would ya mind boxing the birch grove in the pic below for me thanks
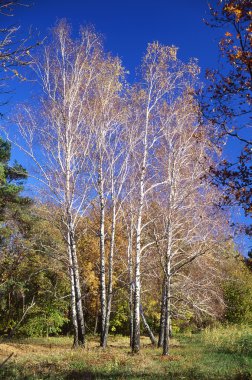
[128,43,211,354]
[5,22,103,347]
[151,90,228,355]
[87,53,128,347]
[3,21,232,355]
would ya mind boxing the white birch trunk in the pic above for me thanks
[132,102,150,353]
[127,221,134,348]
[67,231,79,347]
[158,277,166,348]
[163,270,171,356]
[103,197,116,347]
[132,211,142,353]
[163,228,172,356]
[98,163,107,347]
[140,305,157,345]
[69,223,85,346]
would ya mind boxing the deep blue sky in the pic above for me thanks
[14,0,221,79]
[3,0,251,254]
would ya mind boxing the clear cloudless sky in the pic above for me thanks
[13,0,222,79]
[3,0,251,254]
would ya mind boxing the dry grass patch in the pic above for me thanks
[0,330,252,379]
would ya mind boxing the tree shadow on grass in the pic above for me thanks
[1,365,252,380]
[65,369,252,380]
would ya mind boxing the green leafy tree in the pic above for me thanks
[0,140,70,337]
[0,205,71,337]
[223,256,252,324]
[0,138,30,232]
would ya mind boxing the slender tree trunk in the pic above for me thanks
[132,208,142,353]
[67,232,79,347]
[99,164,107,347]
[65,136,85,347]
[127,222,134,348]
[162,170,174,356]
[94,296,99,335]
[140,305,156,346]
[69,224,85,346]
[69,269,79,347]
[163,257,171,356]
[158,277,166,348]
[169,316,172,338]
[132,109,149,354]
[68,224,85,347]
[103,197,116,348]
[8,297,35,339]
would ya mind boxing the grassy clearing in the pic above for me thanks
[0,326,251,379]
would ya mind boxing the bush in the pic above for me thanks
[201,324,252,355]
[19,306,68,337]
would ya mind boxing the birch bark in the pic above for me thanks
[98,163,107,347]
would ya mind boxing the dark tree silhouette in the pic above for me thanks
[203,0,251,243]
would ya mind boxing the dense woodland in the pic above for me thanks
[0,0,251,362]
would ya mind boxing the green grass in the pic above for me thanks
[201,324,252,355]
[0,325,252,379]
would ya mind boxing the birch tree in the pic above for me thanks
[4,21,102,347]
[130,42,200,353]
[87,54,131,347]
[152,90,229,355]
